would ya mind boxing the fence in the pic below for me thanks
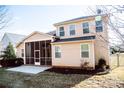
[110,53,124,69]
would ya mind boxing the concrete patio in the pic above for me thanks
[7,65,51,74]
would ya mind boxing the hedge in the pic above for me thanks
[0,58,24,67]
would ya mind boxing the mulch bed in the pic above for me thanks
[47,67,97,75]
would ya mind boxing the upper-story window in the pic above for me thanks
[59,27,65,36]
[96,20,103,32]
[69,25,75,36]
[83,22,89,34]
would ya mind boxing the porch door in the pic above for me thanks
[34,41,40,65]
[34,50,40,65]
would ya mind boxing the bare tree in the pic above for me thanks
[88,5,124,51]
[0,5,10,30]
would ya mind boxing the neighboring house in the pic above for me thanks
[0,33,26,56]
[16,14,109,69]
[0,42,2,56]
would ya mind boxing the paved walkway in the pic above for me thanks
[7,65,51,74]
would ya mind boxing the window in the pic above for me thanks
[96,20,103,32]
[55,46,61,58]
[59,27,65,36]
[69,25,75,36]
[21,49,24,57]
[81,44,89,58]
[83,22,89,34]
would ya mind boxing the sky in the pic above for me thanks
[0,5,96,40]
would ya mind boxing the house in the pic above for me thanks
[0,42,2,56]
[0,33,26,55]
[16,14,109,69]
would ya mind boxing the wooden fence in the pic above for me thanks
[110,53,124,69]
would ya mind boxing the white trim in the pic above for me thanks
[54,45,61,59]
[16,31,54,47]
[24,42,26,64]
[59,26,65,37]
[80,43,90,59]
[34,50,40,65]
[82,22,90,34]
[92,42,95,69]
[68,24,76,36]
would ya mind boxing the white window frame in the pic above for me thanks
[95,20,103,32]
[69,24,76,36]
[59,26,65,37]
[80,43,90,58]
[82,22,89,34]
[21,49,24,57]
[55,45,61,58]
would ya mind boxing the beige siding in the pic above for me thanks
[55,15,109,66]
[16,42,24,61]
[52,41,95,68]
[25,33,52,42]
[94,16,109,65]
[56,19,96,39]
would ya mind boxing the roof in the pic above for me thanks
[54,14,107,26]
[53,36,95,43]
[1,33,26,46]
[16,31,54,47]
[46,30,56,36]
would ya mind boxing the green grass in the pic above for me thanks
[0,68,92,88]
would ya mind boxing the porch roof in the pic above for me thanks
[53,35,95,43]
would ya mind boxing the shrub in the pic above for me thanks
[96,58,107,71]
[0,58,24,67]
[1,42,16,60]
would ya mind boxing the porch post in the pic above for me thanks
[24,42,26,64]
[45,40,47,65]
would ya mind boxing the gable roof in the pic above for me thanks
[1,32,26,47]
[54,14,107,26]
[16,31,54,47]
[46,30,56,36]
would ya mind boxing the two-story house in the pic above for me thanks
[16,14,109,69]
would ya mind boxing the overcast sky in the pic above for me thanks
[0,5,97,40]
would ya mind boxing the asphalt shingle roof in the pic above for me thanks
[5,33,26,45]
[54,14,107,26]
[53,36,95,43]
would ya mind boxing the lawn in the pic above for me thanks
[0,67,124,88]
[0,68,92,88]
[111,67,124,81]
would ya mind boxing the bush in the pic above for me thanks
[96,58,107,71]
[0,58,24,67]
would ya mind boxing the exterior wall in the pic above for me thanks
[24,33,52,42]
[52,40,95,69]
[55,15,110,67]
[94,16,109,65]
[16,42,24,58]
[0,42,2,56]
[55,16,108,39]
[56,18,96,39]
